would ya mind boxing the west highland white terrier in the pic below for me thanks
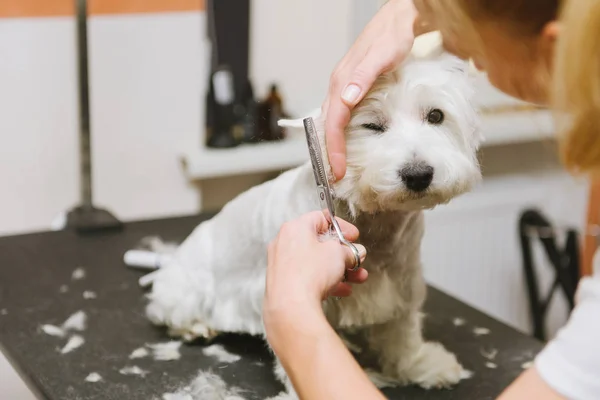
[144,52,483,397]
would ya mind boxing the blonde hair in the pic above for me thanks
[553,0,600,174]
[419,0,600,174]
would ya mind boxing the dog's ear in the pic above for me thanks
[411,31,477,78]
[411,31,444,60]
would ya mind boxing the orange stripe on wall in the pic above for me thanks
[91,0,204,16]
[0,0,204,18]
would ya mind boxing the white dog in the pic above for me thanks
[145,52,482,396]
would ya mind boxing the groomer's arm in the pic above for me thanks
[264,211,382,399]
[323,0,434,181]
[267,306,385,400]
[497,367,565,400]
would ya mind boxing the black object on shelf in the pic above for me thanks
[206,65,240,148]
[206,0,250,103]
[65,0,123,233]
[518,209,579,341]
[204,0,252,148]
[240,80,259,143]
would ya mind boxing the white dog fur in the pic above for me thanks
[144,51,483,397]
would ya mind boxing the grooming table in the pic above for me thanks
[0,214,543,400]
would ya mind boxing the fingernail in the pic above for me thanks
[355,244,367,260]
[341,84,361,105]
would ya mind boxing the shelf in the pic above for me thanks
[181,135,309,180]
[480,109,555,146]
[182,110,555,181]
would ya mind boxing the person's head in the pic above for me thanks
[415,0,600,174]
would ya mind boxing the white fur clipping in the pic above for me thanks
[119,366,150,377]
[62,311,87,332]
[485,362,497,369]
[85,373,103,383]
[162,370,246,400]
[41,325,66,338]
[473,327,491,336]
[60,335,84,354]
[148,341,182,361]
[452,318,465,327]
[129,347,150,359]
[72,267,86,280]
[41,310,87,340]
[83,291,97,300]
[521,361,534,369]
[202,345,241,364]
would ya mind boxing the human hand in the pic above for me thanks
[264,211,368,316]
[323,0,420,181]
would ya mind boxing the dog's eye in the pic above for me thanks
[426,109,444,125]
[361,123,387,133]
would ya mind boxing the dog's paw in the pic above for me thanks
[402,342,471,390]
[167,321,218,342]
[144,265,218,342]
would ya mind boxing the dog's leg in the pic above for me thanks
[145,261,219,342]
[365,311,470,389]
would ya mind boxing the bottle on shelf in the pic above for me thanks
[256,84,289,142]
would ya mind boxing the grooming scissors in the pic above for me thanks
[303,117,361,272]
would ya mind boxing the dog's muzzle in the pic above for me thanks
[399,163,434,193]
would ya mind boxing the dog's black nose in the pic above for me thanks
[399,164,434,192]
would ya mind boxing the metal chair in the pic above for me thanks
[518,209,580,341]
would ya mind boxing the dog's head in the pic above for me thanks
[281,54,482,215]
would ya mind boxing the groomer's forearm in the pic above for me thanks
[497,367,565,400]
[268,308,385,400]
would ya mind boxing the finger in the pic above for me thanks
[344,267,368,284]
[324,96,351,181]
[344,243,367,270]
[342,45,398,108]
[334,217,360,242]
[280,211,329,241]
[329,282,353,298]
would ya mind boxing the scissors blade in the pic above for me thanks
[302,118,362,272]
[303,117,328,187]
[303,117,335,221]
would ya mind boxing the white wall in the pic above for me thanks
[0,1,353,237]
[422,142,589,337]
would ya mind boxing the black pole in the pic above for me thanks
[65,0,122,233]
[76,0,92,208]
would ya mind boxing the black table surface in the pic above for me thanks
[0,214,543,400]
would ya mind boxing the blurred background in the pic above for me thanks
[0,1,590,397]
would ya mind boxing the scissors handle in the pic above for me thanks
[316,185,360,271]
[331,216,361,272]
